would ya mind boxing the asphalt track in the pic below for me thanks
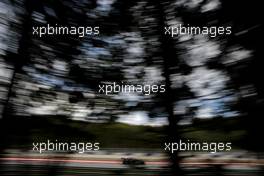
[0,157,264,175]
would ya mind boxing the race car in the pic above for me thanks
[121,157,145,166]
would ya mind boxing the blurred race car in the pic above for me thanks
[121,157,145,166]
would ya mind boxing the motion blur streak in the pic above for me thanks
[1,157,264,166]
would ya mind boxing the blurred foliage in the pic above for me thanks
[0,0,263,175]
[0,115,247,150]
